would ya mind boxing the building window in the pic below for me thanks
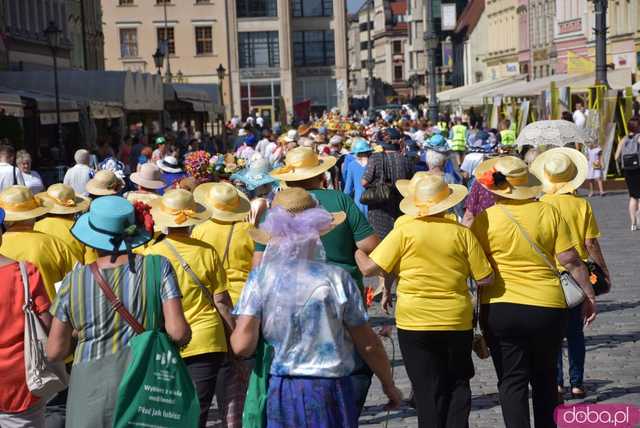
[195,26,213,55]
[360,41,369,50]
[157,27,175,55]
[239,31,280,68]
[118,0,134,5]
[119,28,138,58]
[359,21,373,32]
[394,64,403,81]
[237,0,277,17]
[156,0,170,4]
[393,40,402,54]
[361,60,369,69]
[293,30,335,67]
[292,0,332,17]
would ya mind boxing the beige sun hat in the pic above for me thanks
[474,156,542,200]
[529,147,588,195]
[148,189,211,228]
[86,170,125,196]
[0,185,52,221]
[396,173,467,218]
[249,187,346,245]
[270,147,337,182]
[130,163,166,190]
[37,183,90,215]
[193,182,251,222]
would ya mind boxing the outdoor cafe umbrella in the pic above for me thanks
[516,120,587,147]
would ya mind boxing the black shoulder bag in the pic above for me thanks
[360,154,393,208]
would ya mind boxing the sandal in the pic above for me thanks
[571,386,586,399]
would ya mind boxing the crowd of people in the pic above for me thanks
[0,104,634,428]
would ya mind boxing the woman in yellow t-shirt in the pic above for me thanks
[531,147,611,400]
[145,189,234,428]
[356,174,494,428]
[471,156,597,427]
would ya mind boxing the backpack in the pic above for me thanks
[621,135,640,170]
[92,256,199,428]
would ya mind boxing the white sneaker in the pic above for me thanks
[632,225,638,231]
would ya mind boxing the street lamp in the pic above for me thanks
[44,21,65,163]
[153,48,166,135]
[216,64,227,152]
[592,0,609,87]
[366,0,375,118]
[424,0,439,122]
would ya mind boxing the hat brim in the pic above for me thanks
[156,160,183,174]
[130,172,167,190]
[148,199,211,228]
[70,213,151,252]
[248,211,347,245]
[474,157,542,200]
[529,147,588,195]
[270,156,337,182]
[398,185,468,218]
[36,193,90,215]
[193,182,252,222]
[3,199,52,222]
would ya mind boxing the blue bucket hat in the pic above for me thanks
[385,127,402,140]
[71,196,151,269]
[350,138,373,155]
[245,134,257,147]
[425,134,449,153]
[230,158,279,191]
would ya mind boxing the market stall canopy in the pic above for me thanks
[0,89,24,117]
[164,83,222,117]
[0,86,80,124]
[437,75,525,106]
[569,68,634,91]
[0,70,163,112]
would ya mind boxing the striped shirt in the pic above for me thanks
[51,255,181,365]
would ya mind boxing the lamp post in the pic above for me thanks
[216,64,227,152]
[366,0,375,118]
[153,48,166,134]
[592,0,609,87]
[44,21,65,162]
[424,0,439,122]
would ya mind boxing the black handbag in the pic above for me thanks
[622,136,640,170]
[360,154,393,208]
[586,261,610,296]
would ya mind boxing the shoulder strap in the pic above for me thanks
[89,263,145,334]
[19,262,31,308]
[221,223,236,268]
[497,205,561,277]
[162,240,215,307]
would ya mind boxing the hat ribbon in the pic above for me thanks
[413,186,450,216]
[48,195,76,207]
[0,198,41,212]
[211,196,241,212]
[161,204,198,225]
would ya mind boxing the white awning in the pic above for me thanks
[90,101,124,119]
[437,76,526,106]
[0,91,24,117]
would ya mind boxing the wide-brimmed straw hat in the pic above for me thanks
[474,156,542,200]
[0,186,51,221]
[193,182,251,222]
[395,173,467,218]
[530,147,588,195]
[86,170,125,196]
[37,183,90,215]
[149,189,211,228]
[157,156,183,173]
[249,187,346,245]
[71,196,151,253]
[270,147,337,182]
[130,163,167,190]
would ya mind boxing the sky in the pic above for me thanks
[347,0,365,12]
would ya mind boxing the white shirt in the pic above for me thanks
[63,163,93,196]
[255,138,272,158]
[573,109,587,129]
[0,162,24,191]
[460,152,485,176]
[22,170,44,194]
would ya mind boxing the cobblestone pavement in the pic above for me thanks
[359,191,640,427]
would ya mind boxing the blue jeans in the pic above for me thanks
[557,305,585,387]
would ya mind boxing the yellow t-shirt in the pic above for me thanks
[470,199,579,308]
[540,194,600,262]
[370,216,493,331]
[33,216,98,265]
[145,235,228,357]
[0,231,76,300]
[191,220,254,305]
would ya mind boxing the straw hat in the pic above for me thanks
[298,124,313,136]
[37,183,90,215]
[149,189,211,228]
[86,170,124,196]
[283,129,299,143]
[0,186,51,221]
[395,173,467,218]
[157,156,182,174]
[193,182,251,222]
[270,147,337,182]
[529,147,588,195]
[130,163,167,190]
[474,156,542,200]
[249,187,346,245]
